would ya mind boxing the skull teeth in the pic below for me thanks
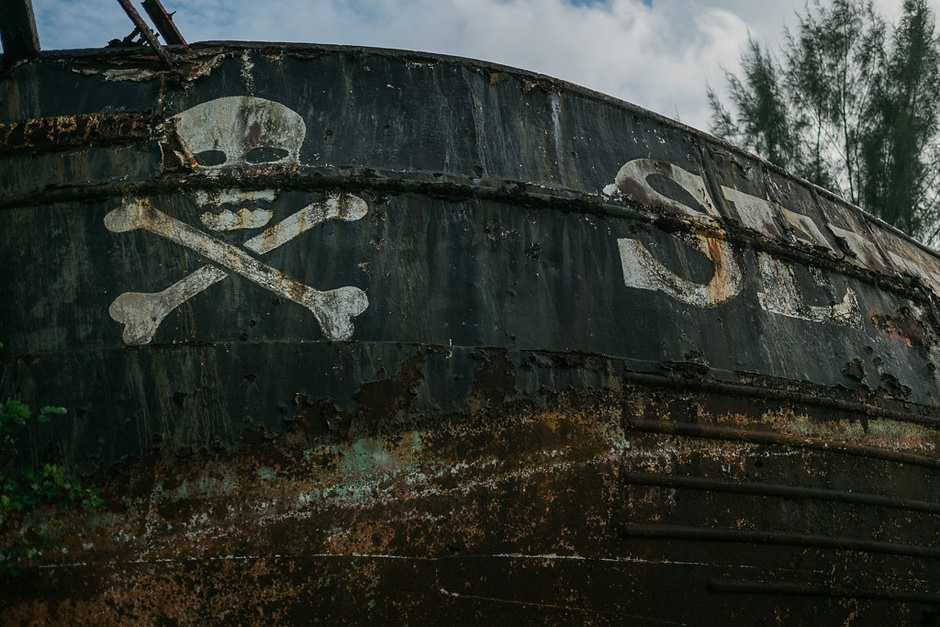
[200,208,274,230]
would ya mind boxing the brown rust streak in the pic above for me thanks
[869,309,932,353]
[0,113,152,155]
[702,231,739,305]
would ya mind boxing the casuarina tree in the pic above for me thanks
[708,0,940,244]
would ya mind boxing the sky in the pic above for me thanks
[10,0,910,133]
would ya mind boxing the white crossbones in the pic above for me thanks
[106,193,369,344]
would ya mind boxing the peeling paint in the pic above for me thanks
[617,231,744,307]
[0,113,151,154]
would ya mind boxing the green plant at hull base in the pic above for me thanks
[0,343,102,574]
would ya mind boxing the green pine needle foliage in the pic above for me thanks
[709,0,940,245]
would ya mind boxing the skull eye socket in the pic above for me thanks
[246,147,290,164]
[193,150,227,167]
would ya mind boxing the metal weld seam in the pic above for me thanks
[619,524,940,560]
[437,588,594,612]
[707,578,940,603]
[1,339,935,424]
[0,173,629,222]
[625,419,940,469]
[436,588,670,622]
[619,371,938,427]
[621,471,940,514]
[34,553,437,570]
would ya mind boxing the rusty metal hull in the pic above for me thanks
[2,43,940,623]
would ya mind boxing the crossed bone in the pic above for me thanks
[105,194,369,345]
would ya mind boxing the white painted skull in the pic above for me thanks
[171,96,307,230]
[172,96,306,169]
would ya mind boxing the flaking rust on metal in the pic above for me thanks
[869,308,934,353]
[74,66,159,82]
[0,113,153,155]
[4,366,940,623]
[69,48,226,83]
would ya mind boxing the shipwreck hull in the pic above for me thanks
[2,43,940,623]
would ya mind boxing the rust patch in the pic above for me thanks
[843,359,866,383]
[873,356,913,400]
[615,175,657,208]
[289,394,345,447]
[521,78,553,94]
[878,372,912,399]
[352,353,426,434]
[4,370,940,623]
[469,349,516,412]
[0,113,152,155]
[157,116,193,170]
[869,309,932,354]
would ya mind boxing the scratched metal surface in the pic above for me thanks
[2,43,940,623]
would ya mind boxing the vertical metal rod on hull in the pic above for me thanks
[115,0,176,69]
[141,0,186,46]
[0,0,40,69]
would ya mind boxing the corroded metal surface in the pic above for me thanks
[0,112,152,154]
[2,43,940,623]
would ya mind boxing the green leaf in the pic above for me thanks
[42,464,64,485]
[0,399,31,431]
